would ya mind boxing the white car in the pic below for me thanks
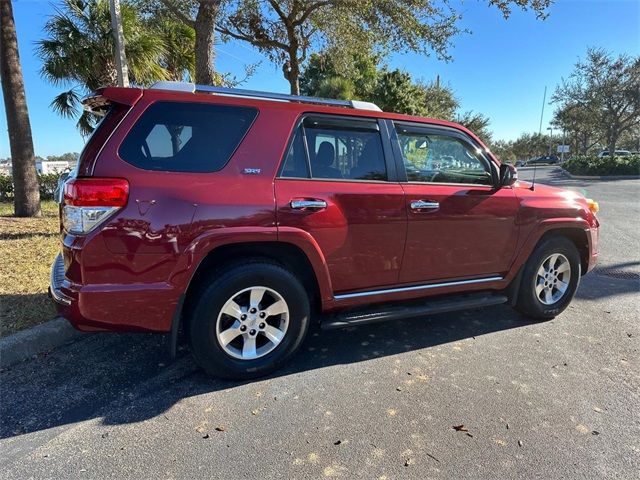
[597,150,631,158]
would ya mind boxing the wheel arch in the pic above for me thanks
[506,223,591,305]
[537,228,590,275]
[180,241,327,336]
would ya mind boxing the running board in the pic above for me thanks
[321,293,508,330]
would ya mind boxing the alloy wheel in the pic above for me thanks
[535,253,571,305]
[215,286,289,360]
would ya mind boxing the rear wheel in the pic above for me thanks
[514,236,581,320]
[189,262,310,379]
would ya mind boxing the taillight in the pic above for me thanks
[62,178,129,234]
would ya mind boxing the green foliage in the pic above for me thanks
[45,152,80,163]
[0,175,13,202]
[371,69,427,116]
[219,0,550,94]
[552,48,640,155]
[420,80,459,120]
[300,49,460,120]
[36,0,190,134]
[495,132,553,161]
[563,155,640,176]
[0,173,65,201]
[300,50,380,100]
[490,139,517,163]
[457,111,492,144]
[315,77,356,100]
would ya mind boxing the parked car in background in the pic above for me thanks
[50,82,600,379]
[597,150,632,158]
[528,155,560,165]
[515,160,527,167]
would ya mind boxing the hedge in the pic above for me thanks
[0,173,63,202]
[562,155,640,176]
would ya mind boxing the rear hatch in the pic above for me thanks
[57,87,142,236]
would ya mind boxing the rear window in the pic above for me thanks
[119,101,258,172]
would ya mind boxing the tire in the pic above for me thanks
[189,262,310,379]
[514,236,581,320]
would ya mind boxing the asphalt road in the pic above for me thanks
[1,167,639,479]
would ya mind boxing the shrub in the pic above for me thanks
[0,172,65,202]
[0,175,13,202]
[563,155,640,176]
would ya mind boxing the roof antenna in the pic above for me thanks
[532,86,547,191]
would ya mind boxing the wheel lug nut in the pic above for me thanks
[259,323,265,329]
[250,308,257,314]
[259,312,266,318]
[250,329,256,335]
[241,314,247,320]
[240,325,247,332]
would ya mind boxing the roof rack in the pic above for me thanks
[149,81,382,112]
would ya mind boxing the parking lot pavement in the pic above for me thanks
[1,167,638,479]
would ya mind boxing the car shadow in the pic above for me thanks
[0,303,536,439]
[576,262,640,301]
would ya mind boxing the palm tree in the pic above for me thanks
[36,0,182,134]
[154,17,195,81]
[0,0,42,217]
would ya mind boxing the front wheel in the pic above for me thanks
[189,262,310,379]
[514,236,581,320]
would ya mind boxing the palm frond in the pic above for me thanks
[50,88,82,118]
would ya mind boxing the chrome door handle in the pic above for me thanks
[410,200,439,210]
[290,199,327,210]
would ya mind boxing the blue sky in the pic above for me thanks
[1,0,639,157]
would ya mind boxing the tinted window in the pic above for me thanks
[119,102,257,172]
[395,127,492,185]
[281,117,387,181]
[280,127,309,178]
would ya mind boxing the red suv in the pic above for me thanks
[50,82,599,379]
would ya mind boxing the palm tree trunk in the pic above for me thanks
[0,0,41,217]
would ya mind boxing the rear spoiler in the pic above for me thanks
[82,86,143,116]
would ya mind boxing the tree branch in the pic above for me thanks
[267,0,289,22]
[160,0,195,28]
[216,25,289,52]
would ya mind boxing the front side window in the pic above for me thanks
[281,117,388,181]
[395,127,493,185]
[119,101,258,172]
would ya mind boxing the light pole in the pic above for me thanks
[109,0,129,87]
[547,126,553,156]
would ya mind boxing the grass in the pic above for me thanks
[0,201,60,337]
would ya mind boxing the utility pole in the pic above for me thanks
[547,127,553,156]
[109,0,129,87]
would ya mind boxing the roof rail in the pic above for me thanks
[149,81,382,112]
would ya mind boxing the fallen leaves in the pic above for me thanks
[453,424,473,437]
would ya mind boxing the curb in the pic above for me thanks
[0,317,84,368]
[560,168,640,180]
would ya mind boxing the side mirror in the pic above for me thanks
[499,163,518,187]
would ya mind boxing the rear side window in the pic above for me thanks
[119,101,257,172]
[280,116,387,181]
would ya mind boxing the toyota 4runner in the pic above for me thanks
[50,81,600,379]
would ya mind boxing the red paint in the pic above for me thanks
[64,178,129,206]
[51,87,599,332]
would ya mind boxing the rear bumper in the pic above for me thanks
[49,253,177,333]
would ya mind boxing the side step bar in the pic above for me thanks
[321,293,508,330]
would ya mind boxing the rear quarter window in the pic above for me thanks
[119,101,258,172]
